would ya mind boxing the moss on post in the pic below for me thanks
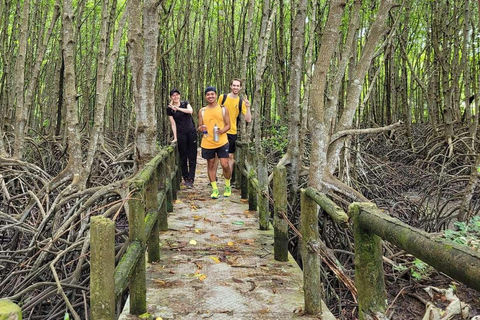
[90,216,115,320]
[0,299,22,320]
[348,203,386,319]
[128,190,146,315]
[273,166,288,261]
[158,192,168,231]
[300,189,322,315]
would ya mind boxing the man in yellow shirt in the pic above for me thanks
[198,86,232,199]
[216,78,252,181]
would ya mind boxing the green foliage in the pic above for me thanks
[261,125,288,153]
[410,258,432,280]
[442,216,480,251]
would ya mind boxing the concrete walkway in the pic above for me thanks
[120,151,334,319]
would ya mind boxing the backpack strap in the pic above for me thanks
[238,97,243,118]
[221,94,227,106]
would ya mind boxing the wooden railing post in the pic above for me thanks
[90,216,115,320]
[166,150,174,213]
[146,170,160,262]
[169,148,178,201]
[0,300,22,319]
[348,203,386,319]
[237,145,248,199]
[158,159,168,231]
[300,189,322,314]
[273,166,288,261]
[235,144,242,193]
[248,169,257,211]
[128,189,146,315]
[174,144,182,191]
[258,155,269,230]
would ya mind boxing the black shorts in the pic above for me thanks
[227,134,237,153]
[202,143,230,159]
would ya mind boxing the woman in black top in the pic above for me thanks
[167,89,198,187]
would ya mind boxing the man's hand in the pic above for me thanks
[244,96,251,108]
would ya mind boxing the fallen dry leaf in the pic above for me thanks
[195,229,201,233]
[199,275,207,281]
[259,308,270,314]
[227,241,234,246]
[210,256,220,263]
[192,215,202,220]
[244,239,255,244]
[189,239,197,245]
[240,199,248,203]
[232,277,244,283]
[174,199,182,204]
[153,279,166,286]
[194,261,203,269]
[210,234,218,241]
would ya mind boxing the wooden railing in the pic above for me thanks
[90,145,180,319]
[349,202,480,319]
[235,141,480,319]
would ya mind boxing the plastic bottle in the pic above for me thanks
[213,124,219,142]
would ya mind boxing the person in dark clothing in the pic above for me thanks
[167,89,197,188]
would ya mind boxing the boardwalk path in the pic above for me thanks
[120,150,332,319]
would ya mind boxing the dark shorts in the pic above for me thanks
[227,134,237,154]
[202,143,230,159]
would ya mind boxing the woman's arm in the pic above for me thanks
[168,116,177,142]
[173,102,193,114]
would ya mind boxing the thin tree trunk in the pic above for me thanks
[12,0,30,159]
[61,0,82,185]
[308,0,346,189]
[285,0,307,201]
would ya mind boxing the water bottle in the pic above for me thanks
[213,124,219,142]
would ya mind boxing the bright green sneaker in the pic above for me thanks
[211,188,219,199]
[223,185,232,197]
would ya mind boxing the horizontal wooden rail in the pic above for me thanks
[304,187,349,227]
[349,202,480,319]
[90,144,181,319]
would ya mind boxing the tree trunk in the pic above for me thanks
[128,0,162,168]
[285,0,307,202]
[307,0,346,190]
[61,0,82,184]
[12,0,30,159]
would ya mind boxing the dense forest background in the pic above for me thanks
[1,0,480,318]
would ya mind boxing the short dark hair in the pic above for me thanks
[204,86,217,95]
[231,78,242,86]
[170,88,180,96]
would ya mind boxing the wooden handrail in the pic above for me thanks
[90,145,181,319]
[349,202,480,319]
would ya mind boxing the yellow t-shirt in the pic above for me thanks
[218,94,247,135]
[200,105,228,149]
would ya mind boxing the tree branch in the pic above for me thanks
[330,121,403,144]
